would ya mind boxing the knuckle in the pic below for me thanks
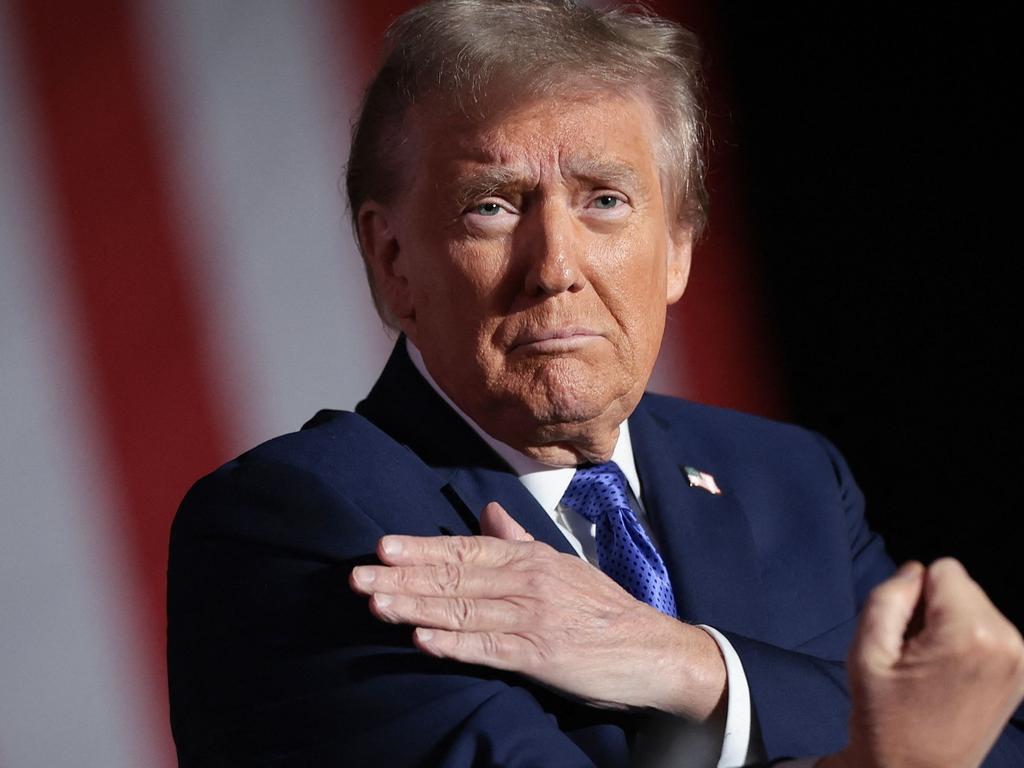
[957,620,1022,663]
[480,632,503,658]
[447,536,479,564]
[450,597,473,628]
[391,567,410,590]
[436,562,463,594]
[967,623,997,653]
[413,595,431,620]
[965,622,1024,684]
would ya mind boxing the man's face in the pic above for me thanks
[362,93,691,464]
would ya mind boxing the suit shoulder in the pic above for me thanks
[242,408,403,469]
[636,393,851,487]
[173,409,440,544]
[639,392,818,448]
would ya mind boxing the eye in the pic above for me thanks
[592,194,623,210]
[462,198,518,233]
[474,202,504,216]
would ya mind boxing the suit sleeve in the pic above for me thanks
[722,435,1024,767]
[168,459,631,768]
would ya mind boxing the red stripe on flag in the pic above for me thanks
[13,0,229,760]
[330,0,420,79]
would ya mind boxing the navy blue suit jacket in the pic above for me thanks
[168,341,1024,766]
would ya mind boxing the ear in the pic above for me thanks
[665,223,693,305]
[357,201,415,322]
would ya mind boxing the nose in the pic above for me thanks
[521,201,587,297]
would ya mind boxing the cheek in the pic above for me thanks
[599,232,668,328]
[612,248,670,377]
[414,243,508,329]
[458,236,524,307]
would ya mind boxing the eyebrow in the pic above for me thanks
[451,157,645,210]
[452,167,524,210]
[562,157,644,194]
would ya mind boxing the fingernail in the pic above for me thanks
[374,594,392,608]
[418,628,433,642]
[381,537,403,556]
[352,567,376,585]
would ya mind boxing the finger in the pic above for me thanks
[851,561,925,670]
[369,593,530,633]
[375,532,532,566]
[480,501,534,542]
[350,562,534,598]
[413,626,537,672]
[916,558,1024,665]
[921,557,990,625]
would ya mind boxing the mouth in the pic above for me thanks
[509,326,604,354]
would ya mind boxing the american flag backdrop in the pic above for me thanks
[0,1,780,765]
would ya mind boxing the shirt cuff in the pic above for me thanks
[698,624,752,767]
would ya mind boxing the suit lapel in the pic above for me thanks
[356,339,578,556]
[445,464,578,556]
[630,399,767,635]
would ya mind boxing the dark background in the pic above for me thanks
[692,4,1019,627]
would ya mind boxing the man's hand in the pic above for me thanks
[349,502,727,721]
[821,559,1024,768]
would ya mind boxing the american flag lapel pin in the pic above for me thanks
[684,466,722,495]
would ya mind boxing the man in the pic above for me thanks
[167,1,1024,765]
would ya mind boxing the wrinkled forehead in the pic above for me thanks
[402,89,666,183]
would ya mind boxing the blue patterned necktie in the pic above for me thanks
[560,461,678,618]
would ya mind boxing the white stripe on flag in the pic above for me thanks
[140,0,393,453]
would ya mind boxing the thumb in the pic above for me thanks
[480,501,534,542]
[850,561,926,672]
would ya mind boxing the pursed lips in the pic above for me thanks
[509,327,604,353]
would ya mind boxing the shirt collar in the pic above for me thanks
[405,338,643,513]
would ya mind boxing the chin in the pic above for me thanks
[490,351,642,432]
[524,367,627,427]
[532,397,603,426]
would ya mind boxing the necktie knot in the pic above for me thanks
[561,462,631,524]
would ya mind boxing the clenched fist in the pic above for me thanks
[822,559,1024,768]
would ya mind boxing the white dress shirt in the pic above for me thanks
[406,340,758,767]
